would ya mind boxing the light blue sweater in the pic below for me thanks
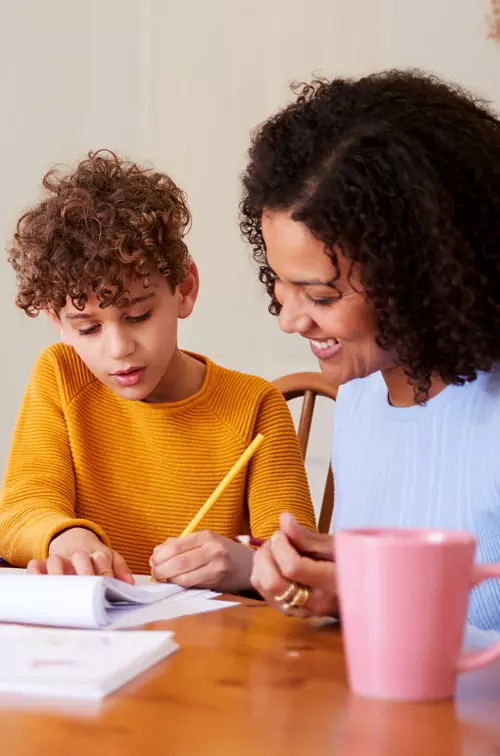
[332,367,500,631]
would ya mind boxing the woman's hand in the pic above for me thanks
[251,512,338,618]
[27,527,134,583]
[150,531,255,592]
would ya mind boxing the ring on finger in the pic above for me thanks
[274,582,298,605]
[283,586,311,612]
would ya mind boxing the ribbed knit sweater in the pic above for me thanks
[0,344,315,573]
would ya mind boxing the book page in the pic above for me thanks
[0,575,106,628]
[0,571,238,629]
[108,596,237,629]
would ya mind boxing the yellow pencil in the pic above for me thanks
[180,433,265,537]
[150,433,265,580]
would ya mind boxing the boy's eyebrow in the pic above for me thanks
[64,293,155,320]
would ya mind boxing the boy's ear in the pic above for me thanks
[177,260,199,320]
[46,308,66,341]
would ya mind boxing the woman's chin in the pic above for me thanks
[318,360,351,385]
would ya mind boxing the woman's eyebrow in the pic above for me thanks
[290,277,336,287]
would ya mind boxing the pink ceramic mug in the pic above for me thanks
[335,528,500,700]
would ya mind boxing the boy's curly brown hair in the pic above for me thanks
[240,70,500,401]
[9,150,191,315]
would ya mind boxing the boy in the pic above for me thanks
[0,150,315,591]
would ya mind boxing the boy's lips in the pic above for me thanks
[111,366,146,387]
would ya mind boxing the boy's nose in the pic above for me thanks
[107,330,135,361]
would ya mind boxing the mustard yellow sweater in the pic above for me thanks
[0,344,315,573]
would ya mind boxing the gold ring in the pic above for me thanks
[274,582,299,605]
[283,586,311,611]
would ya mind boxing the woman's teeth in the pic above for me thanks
[310,339,337,349]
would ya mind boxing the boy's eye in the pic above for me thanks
[126,310,152,324]
[76,310,152,335]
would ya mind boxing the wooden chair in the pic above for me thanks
[272,372,337,534]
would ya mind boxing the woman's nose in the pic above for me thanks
[278,298,314,335]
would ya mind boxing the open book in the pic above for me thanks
[0,624,178,699]
[0,574,234,629]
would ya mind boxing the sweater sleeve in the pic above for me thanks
[246,386,317,538]
[0,350,110,565]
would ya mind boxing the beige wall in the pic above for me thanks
[1,0,498,518]
[0,0,384,517]
[385,0,499,103]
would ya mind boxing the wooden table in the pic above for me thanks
[0,598,499,756]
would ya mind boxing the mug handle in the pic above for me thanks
[457,564,500,673]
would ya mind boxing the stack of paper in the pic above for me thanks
[0,624,178,699]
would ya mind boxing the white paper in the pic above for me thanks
[0,575,108,628]
[0,573,236,629]
[0,625,178,700]
[0,567,29,575]
[108,597,237,629]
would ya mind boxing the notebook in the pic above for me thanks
[0,574,235,629]
[0,624,178,699]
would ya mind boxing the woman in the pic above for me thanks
[240,70,500,630]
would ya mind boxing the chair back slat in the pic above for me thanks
[297,389,316,458]
[272,372,337,533]
[318,465,334,535]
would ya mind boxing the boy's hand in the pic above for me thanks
[27,527,134,583]
[150,531,254,592]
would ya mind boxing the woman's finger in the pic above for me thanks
[270,532,338,615]
[251,543,291,602]
[280,513,335,561]
[251,546,315,617]
[270,531,334,590]
[251,542,336,617]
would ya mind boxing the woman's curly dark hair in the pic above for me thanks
[240,69,500,400]
[9,149,191,314]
